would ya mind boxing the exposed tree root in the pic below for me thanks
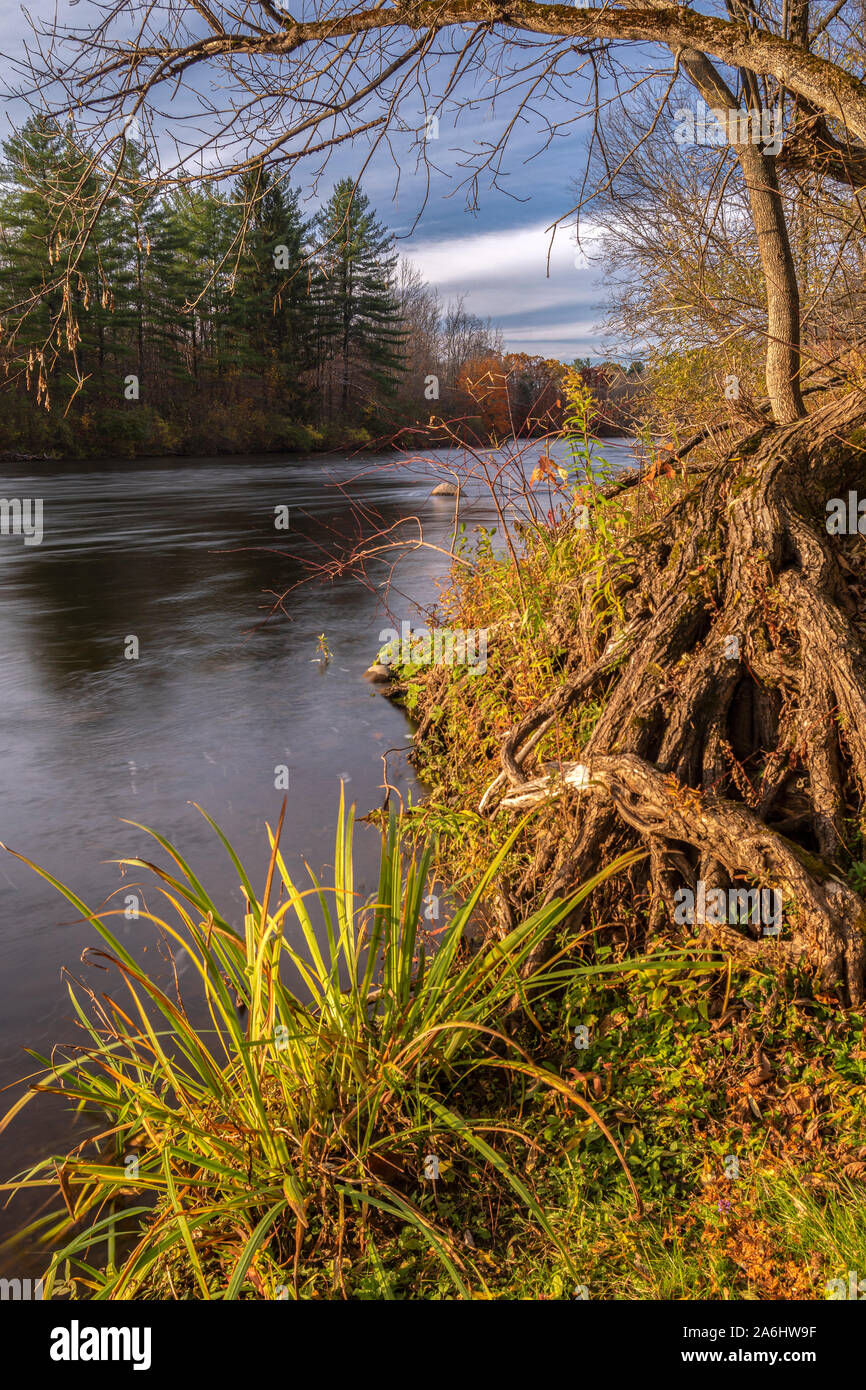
[499,752,865,1002]
[477,390,866,1004]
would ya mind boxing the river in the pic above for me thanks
[0,436,640,1249]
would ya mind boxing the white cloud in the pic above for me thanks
[504,320,600,343]
[402,220,605,356]
[500,320,607,361]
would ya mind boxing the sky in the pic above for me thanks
[308,99,617,362]
[0,0,622,362]
[403,219,607,363]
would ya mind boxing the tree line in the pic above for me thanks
[0,117,576,457]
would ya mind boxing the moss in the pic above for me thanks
[778,837,833,881]
[729,471,758,497]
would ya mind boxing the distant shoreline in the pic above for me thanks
[0,424,634,466]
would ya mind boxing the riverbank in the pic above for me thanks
[377,459,866,1298]
[0,444,450,1268]
[3,435,864,1300]
[0,422,634,465]
[0,395,632,464]
[0,405,377,461]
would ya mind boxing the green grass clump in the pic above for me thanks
[1,794,641,1299]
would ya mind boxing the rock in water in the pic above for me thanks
[431,481,459,496]
[364,663,391,682]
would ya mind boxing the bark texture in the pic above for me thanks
[474,392,866,1004]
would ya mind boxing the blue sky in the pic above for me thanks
[302,102,614,361]
[0,0,616,361]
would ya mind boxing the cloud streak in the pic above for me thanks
[403,220,607,358]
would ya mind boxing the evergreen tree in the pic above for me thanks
[0,135,437,450]
[0,116,110,399]
[226,164,314,405]
[311,180,406,418]
[158,188,236,382]
[110,143,168,381]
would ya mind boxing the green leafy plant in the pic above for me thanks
[0,796,641,1299]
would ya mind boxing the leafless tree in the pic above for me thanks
[439,295,503,386]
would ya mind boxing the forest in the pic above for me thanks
[0,117,575,457]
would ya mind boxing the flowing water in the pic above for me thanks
[0,437,639,1251]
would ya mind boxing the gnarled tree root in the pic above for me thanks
[478,389,866,1005]
[499,752,865,1003]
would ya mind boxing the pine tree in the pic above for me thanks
[0,136,423,447]
[0,116,109,400]
[158,188,236,383]
[226,164,315,406]
[88,141,153,383]
[311,180,406,420]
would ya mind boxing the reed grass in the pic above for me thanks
[1,792,642,1299]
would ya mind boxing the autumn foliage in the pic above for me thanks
[454,352,567,440]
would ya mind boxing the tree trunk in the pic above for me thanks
[658,30,806,423]
[738,143,805,422]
